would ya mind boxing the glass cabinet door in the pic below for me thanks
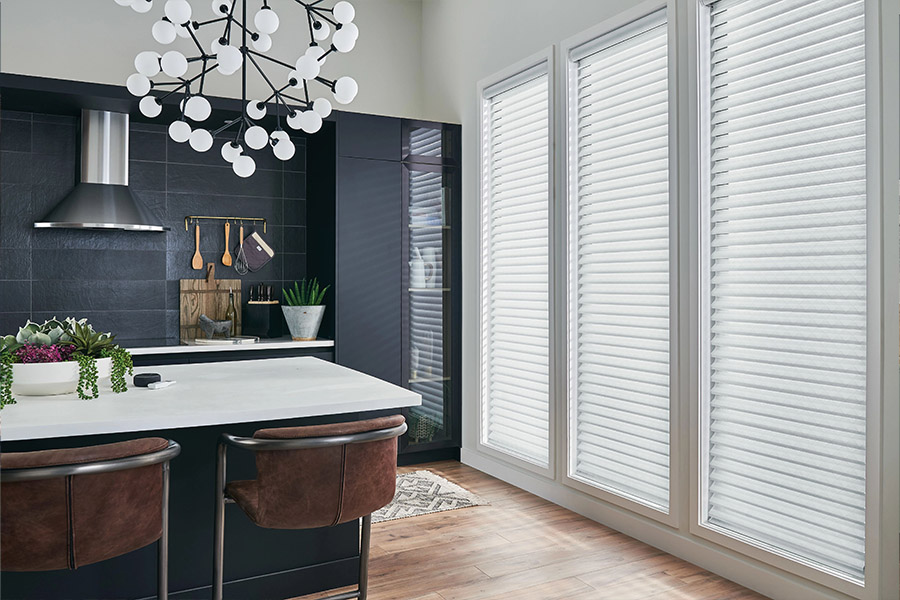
[401,122,460,452]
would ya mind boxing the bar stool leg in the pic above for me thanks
[358,514,372,600]
[159,461,171,600]
[212,443,228,600]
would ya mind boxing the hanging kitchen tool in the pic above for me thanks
[222,221,233,267]
[244,231,274,272]
[234,223,249,275]
[191,222,203,270]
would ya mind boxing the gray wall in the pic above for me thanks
[0,110,307,344]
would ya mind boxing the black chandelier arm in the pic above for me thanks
[211,115,243,137]
[246,53,300,116]
[305,4,339,27]
[247,49,295,71]
[314,75,336,90]
[304,8,317,42]
[185,23,208,58]
[193,16,229,28]
[152,63,220,103]
[302,78,311,106]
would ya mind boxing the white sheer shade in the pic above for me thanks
[480,66,551,467]
[702,0,867,581]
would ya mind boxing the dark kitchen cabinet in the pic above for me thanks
[337,112,402,161]
[334,157,403,385]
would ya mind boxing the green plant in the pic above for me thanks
[0,317,134,406]
[67,320,117,358]
[283,278,330,306]
[0,352,15,409]
[102,347,134,394]
[75,353,99,401]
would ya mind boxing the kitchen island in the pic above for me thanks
[1,357,421,600]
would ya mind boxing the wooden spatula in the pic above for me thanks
[222,222,233,266]
[192,224,203,270]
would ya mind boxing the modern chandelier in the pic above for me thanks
[116,0,359,177]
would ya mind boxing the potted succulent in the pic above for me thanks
[0,317,134,408]
[282,278,330,341]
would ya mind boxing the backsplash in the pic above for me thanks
[0,110,307,345]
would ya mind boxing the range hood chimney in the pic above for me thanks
[34,110,166,232]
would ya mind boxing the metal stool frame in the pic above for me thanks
[212,422,407,600]
[1,439,182,600]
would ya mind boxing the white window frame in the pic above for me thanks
[686,1,896,598]
[476,47,557,478]
[560,0,680,526]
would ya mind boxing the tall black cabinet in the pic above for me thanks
[307,112,461,459]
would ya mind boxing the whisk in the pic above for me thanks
[234,224,249,275]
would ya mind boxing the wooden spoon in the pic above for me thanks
[222,222,233,266]
[191,224,203,270]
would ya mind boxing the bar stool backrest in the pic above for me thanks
[250,415,406,529]
[0,438,179,572]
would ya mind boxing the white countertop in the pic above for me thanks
[0,357,420,442]
[128,338,334,355]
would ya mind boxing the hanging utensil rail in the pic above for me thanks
[184,216,267,233]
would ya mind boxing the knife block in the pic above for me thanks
[243,301,284,339]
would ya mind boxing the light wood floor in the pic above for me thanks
[300,461,768,600]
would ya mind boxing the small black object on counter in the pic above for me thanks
[134,373,162,387]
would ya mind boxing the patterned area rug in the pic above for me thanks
[372,470,489,523]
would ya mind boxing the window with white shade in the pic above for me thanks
[700,0,867,583]
[479,61,551,468]
[566,9,671,512]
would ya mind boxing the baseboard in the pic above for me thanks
[460,448,857,600]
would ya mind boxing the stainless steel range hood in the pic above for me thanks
[34,110,166,231]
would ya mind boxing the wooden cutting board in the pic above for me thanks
[180,263,242,341]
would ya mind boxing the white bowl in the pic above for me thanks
[12,357,112,397]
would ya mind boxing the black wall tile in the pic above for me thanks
[283,227,306,254]
[130,130,167,162]
[284,171,306,199]
[32,249,166,281]
[167,163,282,197]
[0,281,31,313]
[0,312,31,335]
[130,160,167,192]
[1,152,34,184]
[32,121,76,155]
[32,280,166,312]
[1,183,34,249]
[0,249,32,280]
[2,119,32,152]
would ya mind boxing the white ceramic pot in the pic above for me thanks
[282,305,326,341]
[11,357,112,397]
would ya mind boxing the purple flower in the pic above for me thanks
[14,343,76,364]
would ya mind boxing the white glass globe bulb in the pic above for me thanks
[333,76,358,104]
[333,1,355,24]
[161,51,188,78]
[135,51,161,77]
[313,97,332,118]
[287,70,303,88]
[184,95,211,121]
[271,130,289,143]
[216,45,242,75]
[244,125,268,150]
[312,20,330,41]
[126,73,151,97]
[169,120,191,143]
[189,128,213,152]
[132,0,153,13]
[332,28,356,53]
[246,100,267,120]
[210,0,228,15]
[342,22,359,40]
[152,20,177,44]
[139,96,163,118]
[115,0,134,6]
[252,33,272,52]
[286,111,303,130]
[221,141,242,163]
[300,110,323,134]
[254,8,279,35]
[164,0,192,24]
[233,154,256,178]
[273,138,295,161]
[295,54,320,80]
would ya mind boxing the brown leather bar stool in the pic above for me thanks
[0,438,181,599]
[212,415,407,600]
